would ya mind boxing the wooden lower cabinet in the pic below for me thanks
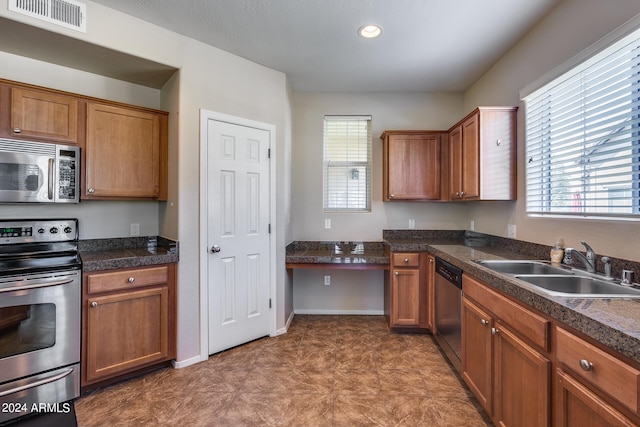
[461,298,493,415]
[82,264,176,387]
[462,273,640,426]
[462,274,550,426]
[493,322,550,427]
[555,369,637,427]
[385,252,431,331]
[391,268,420,326]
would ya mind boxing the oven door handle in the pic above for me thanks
[0,278,74,293]
[0,367,74,398]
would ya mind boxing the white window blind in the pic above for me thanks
[323,116,372,212]
[523,27,640,217]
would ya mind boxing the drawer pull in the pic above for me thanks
[91,301,98,308]
[579,359,594,372]
[481,319,488,326]
[394,272,399,276]
[13,128,21,134]
[128,277,135,283]
[404,258,409,263]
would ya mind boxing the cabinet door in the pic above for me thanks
[85,102,160,198]
[461,113,480,199]
[461,297,493,415]
[10,86,78,143]
[449,125,463,199]
[493,322,550,427]
[555,369,637,427]
[391,268,420,326]
[386,134,441,200]
[85,286,169,383]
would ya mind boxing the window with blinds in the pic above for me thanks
[323,116,372,212]
[523,27,640,217]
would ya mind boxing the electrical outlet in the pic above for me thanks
[508,224,516,238]
[324,275,331,286]
[470,220,475,231]
[130,223,140,236]
[408,219,415,229]
[324,219,331,229]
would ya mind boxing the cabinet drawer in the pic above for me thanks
[463,274,550,351]
[87,266,169,294]
[392,253,420,267]
[556,327,640,415]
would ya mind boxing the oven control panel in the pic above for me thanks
[0,219,78,244]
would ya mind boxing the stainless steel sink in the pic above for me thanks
[476,260,573,275]
[514,275,640,298]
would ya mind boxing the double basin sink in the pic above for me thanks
[475,260,640,298]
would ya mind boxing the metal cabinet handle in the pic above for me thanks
[394,271,399,276]
[390,193,395,198]
[481,319,488,326]
[491,327,499,335]
[579,359,594,372]
[88,188,95,194]
[13,128,21,134]
[128,277,135,283]
[461,191,466,196]
[404,258,409,263]
[91,301,98,308]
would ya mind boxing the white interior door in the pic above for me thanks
[206,118,271,355]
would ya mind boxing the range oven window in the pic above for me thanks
[0,303,56,359]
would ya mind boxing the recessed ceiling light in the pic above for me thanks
[358,24,382,39]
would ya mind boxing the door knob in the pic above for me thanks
[211,245,221,253]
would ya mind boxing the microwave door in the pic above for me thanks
[0,153,51,203]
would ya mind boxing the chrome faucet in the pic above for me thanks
[564,241,596,273]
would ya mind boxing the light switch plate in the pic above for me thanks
[508,224,516,238]
[130,223,140,236]
[408,219,415,229]
[324,219,331,229]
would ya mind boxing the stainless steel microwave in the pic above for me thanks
[0,139,80,203]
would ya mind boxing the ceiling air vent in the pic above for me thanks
[9,0,87,33]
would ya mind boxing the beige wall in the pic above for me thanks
[0,1,294,366]
[290,0,640,314]
[291,92,468,313]
[464,0,640,261]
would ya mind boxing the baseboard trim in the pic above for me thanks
[171,354,206,369]
[293,309,384,315]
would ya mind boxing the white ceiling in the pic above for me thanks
[90,0,560,93]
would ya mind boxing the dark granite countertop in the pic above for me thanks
[80,236,179,272]
[286,241,389,266]
[383,230,640,364]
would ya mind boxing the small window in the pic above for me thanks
[523,27,640,218]
[323,116,372,212]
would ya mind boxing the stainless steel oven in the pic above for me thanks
[0,219,81,424]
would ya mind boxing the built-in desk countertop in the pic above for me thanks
[285,241,389,270]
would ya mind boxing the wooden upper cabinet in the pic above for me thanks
[85,102,167,199]
[3,85,79,144]
[381,131,445,201]
[448,107,517,201]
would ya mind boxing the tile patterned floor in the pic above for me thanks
[75,315,492,426]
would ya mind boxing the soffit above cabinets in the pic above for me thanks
[0,17,177,89]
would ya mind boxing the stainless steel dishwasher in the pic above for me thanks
[434,257,463,373]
